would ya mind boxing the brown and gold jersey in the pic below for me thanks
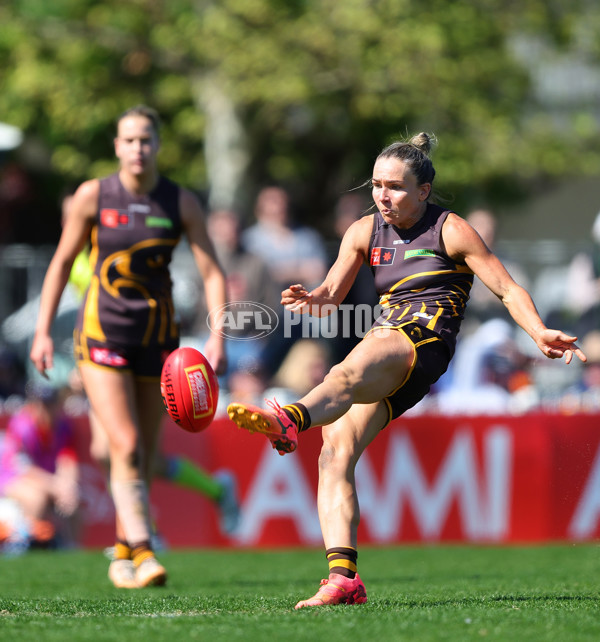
[368,204,473,355]
[76,173,183,347]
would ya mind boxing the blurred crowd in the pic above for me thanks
[2,183,600,551]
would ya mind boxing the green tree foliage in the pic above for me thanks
[0,0,598,231]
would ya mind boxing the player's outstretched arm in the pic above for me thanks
[442,212,586,365]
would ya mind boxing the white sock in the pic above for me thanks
[110,479,151,545]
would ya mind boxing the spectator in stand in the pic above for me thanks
[194,208,280,373]
[565,212,600,338]
[242,186,328,373]
[208,208,279,309]
[438,329,539,415]
[560,330,600,413]
[566,212,600,316]
[216,362,269,418]
[0,381,81,549]
[0,163,35,244]
[0,344,26,405]
[267,339,333,406]
[431,318,539,416]
[243,186,328,292]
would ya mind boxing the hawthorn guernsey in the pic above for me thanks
[160,347,219,433]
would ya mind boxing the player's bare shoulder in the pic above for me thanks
[178,186,205,226]
[441,211,483,262]
[342,213,374,254]
[71,179,100,222]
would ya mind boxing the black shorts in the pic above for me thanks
[73,329,178,379]
[367,320,451,423]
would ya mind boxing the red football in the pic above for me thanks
[160,347,219,433]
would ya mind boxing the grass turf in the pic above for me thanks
[0,545,599,641]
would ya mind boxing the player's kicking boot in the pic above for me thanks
[295,573,368,609]
[227,399,298,455]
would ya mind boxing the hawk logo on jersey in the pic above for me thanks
[100,208,132,229]
[409,325,424,340]
[371,247,396,266]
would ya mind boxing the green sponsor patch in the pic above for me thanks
[146,216,173,228]
[404,249,436,259]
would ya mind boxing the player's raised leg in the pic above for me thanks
[227,328,412,454]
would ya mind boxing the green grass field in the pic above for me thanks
[1,545,599,641]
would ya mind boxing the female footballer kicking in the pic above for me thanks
[227,133,586,608]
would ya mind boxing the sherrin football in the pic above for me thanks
[160,347,219,433]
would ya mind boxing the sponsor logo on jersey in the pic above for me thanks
[404,249,437,259]
[100,208,131,229]
[90,347,129,367]
[146,216,173,229]
[393,238,411,244]
[370,247,396,266]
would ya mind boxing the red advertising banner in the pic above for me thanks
[63,413,600,548]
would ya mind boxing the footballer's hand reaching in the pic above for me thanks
[281,284,312,313]
[536,329,586,365]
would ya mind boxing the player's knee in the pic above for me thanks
[109,433,141,470]
[318,437,355,476]
[90,442,110,468]
[318,442,335,470]
[324,362,359,396]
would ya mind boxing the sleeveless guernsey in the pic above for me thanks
[75,173,183,347]
[369,204,473,356]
